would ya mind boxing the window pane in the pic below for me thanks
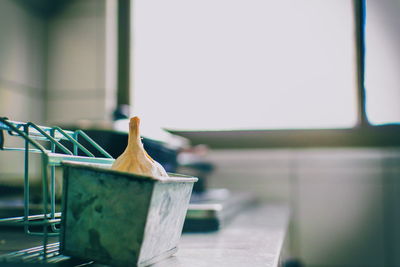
[365,0,400,125]
[132,0,357,130]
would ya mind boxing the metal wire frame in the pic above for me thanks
[0,117,115,263]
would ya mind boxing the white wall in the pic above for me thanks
[206,148,400,267]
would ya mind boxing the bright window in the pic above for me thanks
[365,0,400,125]
[131,0,358,130]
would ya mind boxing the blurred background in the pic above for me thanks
[0,0,400,266]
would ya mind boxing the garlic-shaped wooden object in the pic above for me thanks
[111,116,169,178]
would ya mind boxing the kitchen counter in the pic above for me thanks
[0,204,290,266]
[151,204,290,267]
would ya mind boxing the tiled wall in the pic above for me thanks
[206,148,400,267]
[0,0,116,184]
[0,0,116,125]
[0,0,46,185]
[46,0,116,125]
[0,0,46,123]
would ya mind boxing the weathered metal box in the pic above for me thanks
[60,162,197,266]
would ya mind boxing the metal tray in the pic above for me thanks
[60,162,197,266]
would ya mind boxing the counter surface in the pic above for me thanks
[0,204,289,266]
[151,204,290,267]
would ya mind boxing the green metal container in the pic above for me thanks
[60,162,197,266]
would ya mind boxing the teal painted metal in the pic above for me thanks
[0,242,73,264]
[0,117,115,263]
[61,162,197,266]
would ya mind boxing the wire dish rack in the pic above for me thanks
[0,117,115,264]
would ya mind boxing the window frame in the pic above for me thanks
[123,0,400,148]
